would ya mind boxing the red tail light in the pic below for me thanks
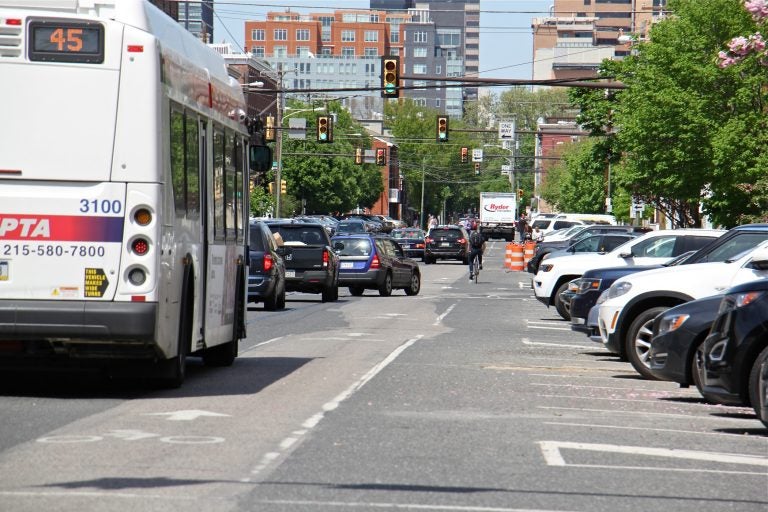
[263,254,274,271]
[415,243,424,249]
[131,238,150,255]
[370,254,381,269]
[323,249,329,268]
[458,238,466,245]
[6,19,21,26]
[425,237,433,244]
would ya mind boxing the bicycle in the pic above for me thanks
[471,252,480,283]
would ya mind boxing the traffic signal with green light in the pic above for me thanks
[474,163,480,175]
[436,116,448,142]
[460,147,468,163]
[317,116,333,143]
[265,115,275,142]
[375,148,386,166]
[381,56,400,98]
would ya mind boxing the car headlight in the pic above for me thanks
[573,277,601,295]
[540,263,554,272]
[718,291,765,314]
[657,314,690,336]
[603,281,632,301]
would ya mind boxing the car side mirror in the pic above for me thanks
[749,248,768,270]
[619,252,633,258]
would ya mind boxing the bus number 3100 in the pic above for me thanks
[80,199,123,214]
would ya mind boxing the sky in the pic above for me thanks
[212,0,554,81]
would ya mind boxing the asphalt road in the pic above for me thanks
[0,240,765,512]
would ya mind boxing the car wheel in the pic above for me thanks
[405,272,421,296]
[276,282,286,310]
[692,343,731,405]
[349,286,365,296]
[625,307,668,380]
[750,347,768,427]
[424,256,433,264]
[321,285,337,302]
[379,272,393,297]
[553,282,572,321]
[263,288,278,311]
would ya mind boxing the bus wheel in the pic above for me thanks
[157,268,193,388]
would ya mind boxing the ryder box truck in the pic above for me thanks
[478,192,517,241]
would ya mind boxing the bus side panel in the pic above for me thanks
[111,27,161,184]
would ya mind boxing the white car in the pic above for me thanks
[597,241,768,379]
[532,228,725,319]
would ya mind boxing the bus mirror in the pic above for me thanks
[249,145,272,173]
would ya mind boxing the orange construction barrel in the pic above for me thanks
[504,243,514,269]
[523,241,537,269]
[508,243,524,271]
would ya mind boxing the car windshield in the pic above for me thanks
[392,229,423,239]
[429,228,461,240]
[337,221,366,233]
[333,238,372,257]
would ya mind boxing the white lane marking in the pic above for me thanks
[247,335,424,481]
[434,304,456,326]
[521,338,590,349]
[255,500,575,512]
[538,441,768,474]
[543,422,768,441]
[243,336,284,353]
[525,325,573,331]
[537,406,758,422]
[143,410,230,421]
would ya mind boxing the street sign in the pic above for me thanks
[498,121,515,141]
[501,164,512,172]
[472,148,483,163]
[287,118,306,139]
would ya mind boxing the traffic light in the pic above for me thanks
[517,188,524,199]
[264,115,275,142]
[280,179,287,194]
[460,147,469,164]
[474,162,480,175]
[354,147,363,165]
[317,115,333,143]
[436,115,448,142]
[381,56,400,98]
[268,181,274,194]
[375,148,386,166]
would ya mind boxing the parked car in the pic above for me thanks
[544,232,637,261]
[533,228,724,320]
[247,220,286,310]
[265,221,340,302]
[757,358,768,427]
[648,294,723,400]
[527,225,639,273]
[424,225,470,264]
[598,241,768,379]
[332,234,421,296]
[702,276,768,408]
[344,214,384,232]
[569,250,699,340]
[391,228,427,261]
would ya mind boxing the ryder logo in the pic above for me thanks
[484,203,511,212]
[0,217,50,238]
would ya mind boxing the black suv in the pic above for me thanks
[424,225,470,264]
[248,220,286,310]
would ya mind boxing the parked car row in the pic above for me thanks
[529,223,768,427]
[247,217,423,307]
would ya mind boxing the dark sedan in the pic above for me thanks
[391,228,426,261]
[424,225,470,264]
[648,295,722,395]
[702,277,768,407]
[248,220,286,310]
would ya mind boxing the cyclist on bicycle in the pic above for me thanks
[468,222,486,279]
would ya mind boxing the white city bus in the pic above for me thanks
[0,1,250,386]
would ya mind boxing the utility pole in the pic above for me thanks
[274,65,283,217]
[419,157,425,229]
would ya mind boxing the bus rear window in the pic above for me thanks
[28,19,104,63]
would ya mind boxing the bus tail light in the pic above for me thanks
[131,238,149,255]
[128,267,147,285]
[134,208,152,226]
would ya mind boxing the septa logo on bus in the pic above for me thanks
[0,215,124,242]
[0,217,51,238]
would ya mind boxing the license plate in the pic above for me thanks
[402,244,411,249]
[441,242,450,247]
[340,262,354,269]
[285,270,295,278]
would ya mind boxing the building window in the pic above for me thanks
[391,32,399,43]
[252,46,265,57]
[390,48,400,56]
[342,47,355,57]
[274,46,287,57]
[413,80,427,89]
[251,29,265,41]
[364,47,378,57]
[435,98,441,108]
[297,46,310,57]
[364,30,379,42]
[413,31,427,43]
[413,64,427,74]
[435,64,442,75]
[413,47,427,58]
[296,29,310,41]
[341,30,356,42]
[274,29,287,41]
